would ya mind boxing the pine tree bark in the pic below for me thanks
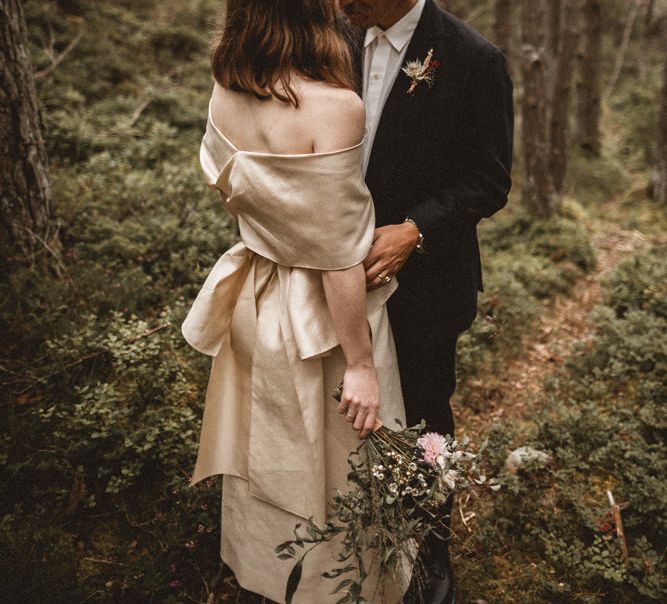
[644,0,654,31]
[493,0,512,57]
[546,0,562,63]
[545,0,562,110]
[0,0,54,259]
[576,0,602,154]
[521,0,557,217]
[639,0,655,83]
[549,0,583,194]
[657,48,667,204]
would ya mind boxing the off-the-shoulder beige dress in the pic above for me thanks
[182,100,412,603]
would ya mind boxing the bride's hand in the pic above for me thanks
[337,364,380,439]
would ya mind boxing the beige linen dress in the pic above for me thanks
[181,101,413,603]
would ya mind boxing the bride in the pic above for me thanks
[182,1,411,601]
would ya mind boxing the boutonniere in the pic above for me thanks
[401,48,440,94]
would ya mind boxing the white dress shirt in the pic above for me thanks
[362,0,426,174]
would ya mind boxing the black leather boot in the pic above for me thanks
[419,529,455,604]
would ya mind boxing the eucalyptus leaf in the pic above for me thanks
[284,558,303,604]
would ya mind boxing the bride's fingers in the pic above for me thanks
[352,408,368,431]
[364,261,384,283]
[345,399,358,422]
[336,399,348,415]
[359,410,377,439]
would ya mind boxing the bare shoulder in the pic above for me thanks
[300,81,365,153]
[308,84,364,123]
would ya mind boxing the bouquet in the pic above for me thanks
[275,385,499,604]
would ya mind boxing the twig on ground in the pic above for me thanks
[82,557,125,566]
[606,490,629,567]
[457,493,476,533]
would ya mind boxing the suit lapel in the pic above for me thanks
[366,0,447,184]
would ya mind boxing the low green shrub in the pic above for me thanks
[602,246,667,320]
[458,200,596,381]
[2,2,229,602]
[457,244,667,603]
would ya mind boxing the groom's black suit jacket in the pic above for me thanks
[356,0,514,339]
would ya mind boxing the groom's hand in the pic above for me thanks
[364,222,420,291]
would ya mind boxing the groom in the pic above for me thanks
[341,0,514,602]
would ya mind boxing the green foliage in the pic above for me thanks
[2,1,231,602]
[2,1,661,603]
[460,244,667,603]
[602,248,667,320]
[567,148,630,205]
[609,81,662,167]
[457,198,596,381]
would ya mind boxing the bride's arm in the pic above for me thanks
[314,87,379,438]
[322,265,380,439]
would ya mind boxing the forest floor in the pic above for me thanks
[451,196,652,603]
[453,199,647,437]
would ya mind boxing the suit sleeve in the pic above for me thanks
[406,47,514,242]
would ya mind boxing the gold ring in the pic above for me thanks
[383,274,393,283]
[377,273,385,281]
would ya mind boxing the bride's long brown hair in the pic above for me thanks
[212,0,358,108]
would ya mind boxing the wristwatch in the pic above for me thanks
[404,217,427,254]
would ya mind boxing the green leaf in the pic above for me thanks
[285,558,303,604]
[332,578,353,593]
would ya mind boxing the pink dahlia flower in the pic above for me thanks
[417,432,447,467]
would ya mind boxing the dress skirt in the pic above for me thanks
[218,303,413,604]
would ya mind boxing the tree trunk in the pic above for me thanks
[604,0,641,101]
[0,0,54,259]
[546,0,562,63]
[493,0,512,57]
[644,0,654,31]
[657,47,667,204]
[576,0,602,154]
[521,0,558,217]
[639,0,655,83]
[549,0,583,194]
[545,0,561,109]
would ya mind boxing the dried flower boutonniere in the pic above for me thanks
[402,47,441,94]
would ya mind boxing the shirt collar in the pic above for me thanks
[363,0,426,52]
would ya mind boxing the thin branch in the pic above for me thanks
[22,225,72,284]
[5,321,173,399]
[34,21,85,81]
[64,322,171,369]
[467,2,493,26]
[126,67,181,127]
[604,0,643,101]
[81,557,125,567]
[128,97,153,127]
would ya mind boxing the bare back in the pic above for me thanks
[209,77,365,156]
